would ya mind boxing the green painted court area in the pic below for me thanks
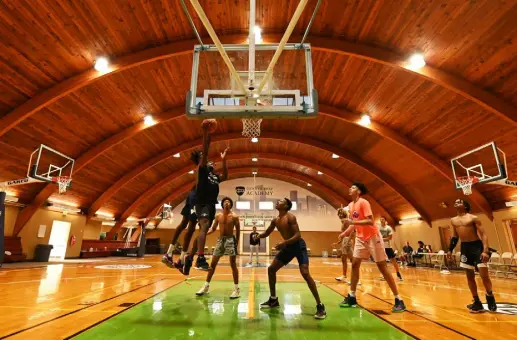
[76,281,412,339]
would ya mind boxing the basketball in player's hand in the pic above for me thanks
[201,119,217,133]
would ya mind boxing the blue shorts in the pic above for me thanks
[275,239,309,266]
[180,204,197,222]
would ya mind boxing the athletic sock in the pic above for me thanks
[166,244,174,256]
[349,291,356,297]
[180,251,187,262]
[234,284,239,290]
[395,295,402,300]
[270,296,277,300]
[204,282,210,288]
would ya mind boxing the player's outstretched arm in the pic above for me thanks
[258,219,276,239]
[220,147,229,181]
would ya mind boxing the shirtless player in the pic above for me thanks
[448,199,497,312]
[254,198,327,319]
[196,197,240,299]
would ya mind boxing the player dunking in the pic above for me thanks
[184,119,229,274]
[196,197,240,299]
[254,198,327,319]
[340,183,406,312]
[448,199,497,312]
[378,216,403,281]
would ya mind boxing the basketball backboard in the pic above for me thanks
[186,43,317,120]
[450,141,516,194]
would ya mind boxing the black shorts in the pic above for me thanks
[194,204,216,228]
[385,248,396,260]
[180,204,197,222]
[275,239,309,266]
[460,240,489,270]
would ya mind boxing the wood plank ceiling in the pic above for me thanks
[1,0,516,232]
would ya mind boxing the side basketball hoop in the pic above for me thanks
[456,176,479,195]
[242,118,262,138]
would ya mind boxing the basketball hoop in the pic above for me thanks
[53,176,72,194]
[242,118,263,138]
[456,176,479,195]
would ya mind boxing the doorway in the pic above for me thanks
[439,225,454,251]
[48,220,71,261]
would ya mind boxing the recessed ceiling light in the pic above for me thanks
[173,153,180,158]
[251,137,258,143]
[407,53,426,70]
[252,157,258,162]
[317,171,323,175]
[252,171,258,175]
[94,57,110,73]
[332,154,339,159]
[307,183,312,187]
[188,170,194,174]
[359,114,371,126]
[144,115,155,126]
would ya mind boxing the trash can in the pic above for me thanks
[34,244,54,262]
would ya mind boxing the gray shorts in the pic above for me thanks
[214,236,237,257]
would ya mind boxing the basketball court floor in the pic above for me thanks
[0,256,515,339]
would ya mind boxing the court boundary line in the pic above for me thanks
[364,291,476,340]
[1,277,167,339]
[64,280,184,339]
[322,283,418,340]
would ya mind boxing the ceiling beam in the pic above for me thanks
[114,152,395,225]
[2,34,516,140]
[106,166,351,239]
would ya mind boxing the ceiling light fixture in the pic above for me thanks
[332,154,339,159]
[251,137,259,143]
[144,115,155,126]
[398,217,422,225]
[94,57,110,73]
[317,171,323,175]
[407,53,426,70]
[188,170,194,174]
[359,114,371,126]
[173,153,180,158]
[252,157,258,162]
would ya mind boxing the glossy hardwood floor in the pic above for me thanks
[0,255,515,339]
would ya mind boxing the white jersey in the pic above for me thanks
[379,224,393,248]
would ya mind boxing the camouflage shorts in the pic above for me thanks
[214,236,237,257]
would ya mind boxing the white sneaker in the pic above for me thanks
[230,288,240,299]
[380,277,386,281]
[196,285,209,296]
[335,275,346,282]
[357,281,362,286]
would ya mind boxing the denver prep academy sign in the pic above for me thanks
[235,186,274,196]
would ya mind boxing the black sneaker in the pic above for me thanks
[174,259,184,274]
[468,300,485,313]
[392,298,406,313]
[195,256,210,271]
[339,294,357,307]
[397,273,403,281]
[161,254,174,268]
[183,256,193,276]
[314,303,327,319]
[486,294,497,312]
[260,297,280,309]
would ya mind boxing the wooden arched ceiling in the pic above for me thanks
[2,0,517,233]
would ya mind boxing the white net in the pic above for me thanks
[456,176,478,195]
[242,118,263,138]
[55,176,72,194]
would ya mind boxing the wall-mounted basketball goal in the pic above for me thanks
[0,144,75,265]
[182,0,321,139]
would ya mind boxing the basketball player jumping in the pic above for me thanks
[184,119,229,275]
[196,197,240,299]
[162,184,197,269]
[448,199,497,312]
[254,198,327,319]
[340,183,406,313]
[379,216,403,281]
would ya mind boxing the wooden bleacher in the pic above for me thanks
[81,240,137,258]
[4,236,27,262]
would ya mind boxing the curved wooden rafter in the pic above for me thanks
[117,151,395,225]
[87,131,428,225]
[107,166,351,239]
[2,34,516,139]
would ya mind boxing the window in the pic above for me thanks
[291,202,297,211]
[259,201,274,210]
[236,201,251,210]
